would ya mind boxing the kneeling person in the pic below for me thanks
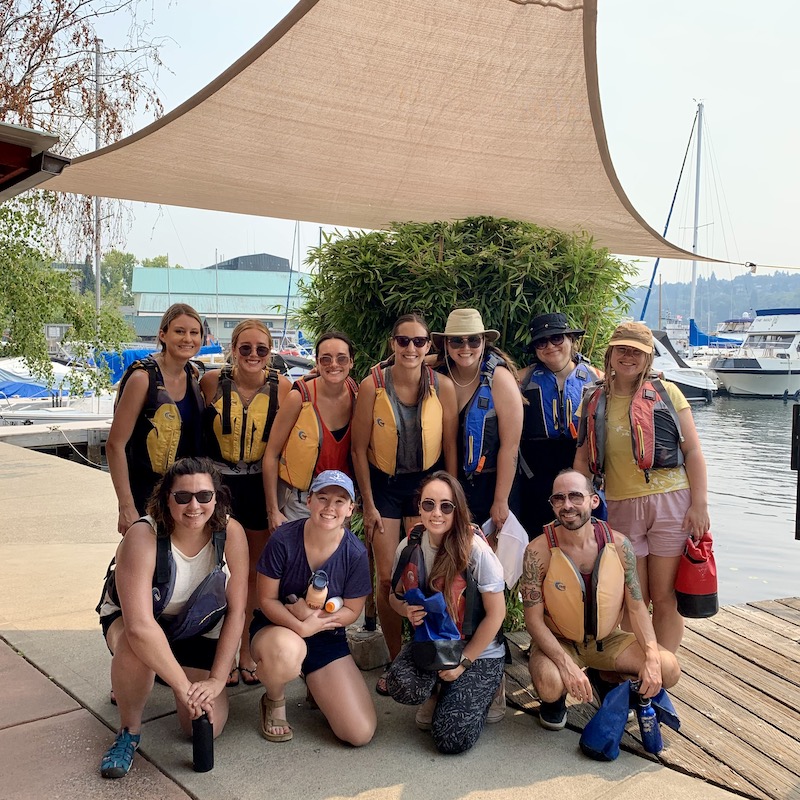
[520,469,679,730]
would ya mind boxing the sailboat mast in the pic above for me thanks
[689,100,704,325]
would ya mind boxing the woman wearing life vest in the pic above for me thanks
[573,321,710,652]
[386,471,506,754]
[200,319,291,687]
[97,457,248,779]
[351,313,458,692]
[249,470,376,746]
[430,308,523,533]
[107,303,205,536]
[263,331,357,532]
[518,312,602,539]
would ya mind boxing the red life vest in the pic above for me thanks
[578,377,684,483]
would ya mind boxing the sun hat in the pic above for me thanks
[607,321,654,354]
[309,470,355,501]
[527,312,585,351]
[431,309,500,350]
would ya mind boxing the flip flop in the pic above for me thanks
[226,668,240,688]
[239,666,260,686]
[260,694,293,742]
[375,670,390,696]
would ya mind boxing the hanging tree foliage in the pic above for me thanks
[298,216,636,376]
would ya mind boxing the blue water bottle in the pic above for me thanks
[633,683,663,754]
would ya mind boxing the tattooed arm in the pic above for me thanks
[617,532,663,694]
[521,538,592,700]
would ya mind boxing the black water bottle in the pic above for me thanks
[635,693,663,754]
[192,713,214,772]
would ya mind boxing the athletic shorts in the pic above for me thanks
[536,629,637,672]
[369,465,433,520]
[222,471,268,531]
[101,611,219,671]
[607,488,692,558]
[280,484,311,522]
[249,609,350,675]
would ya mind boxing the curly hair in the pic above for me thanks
[416,470,475,624]
[147,457,231,537]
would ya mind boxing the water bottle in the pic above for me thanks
[324,596,344,613]
[192,712,214,772]
[306,569,329,609]
[633,687,663,754]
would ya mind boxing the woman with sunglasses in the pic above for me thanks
[107,303,206,537]
[386,471,506,754]
[249,470,376,746]
[351,313,458,692]
[431,308,523,533]
[201,319,291,686]
[263,332,358,533]
[517,312,602,539]
[573,321,710,652]
[97,457,248,779]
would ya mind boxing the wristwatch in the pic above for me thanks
[459,655,473,671]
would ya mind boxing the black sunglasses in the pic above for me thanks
[393,335,430,348]
[548,491,593,506]
[447,335,483,349]
[534,333,566,350]
[238,344,270,358]
[420,498,456,514]
[171,490,215,504]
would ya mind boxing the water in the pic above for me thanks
[692,396,800,605]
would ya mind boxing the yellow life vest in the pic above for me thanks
[206,365,280,468]
[542,519,625,644]
[116,356,203,476]
[367,365,443,476]
[278,376,358,491]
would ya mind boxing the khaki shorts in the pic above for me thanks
[547,629,637,672]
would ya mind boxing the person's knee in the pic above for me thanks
[433,726,478,755]
[340,716,376,747]
[529,659,564,703]
[660,652,681,688]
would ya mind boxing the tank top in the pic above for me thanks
[176,372,202,459]
[384,368,423,474]
[312,382,353,476]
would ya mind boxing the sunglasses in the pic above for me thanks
[614,345,646,358]
[548,491,593,506]
[393,335,430,348]
[238,344,270,358]
[318,353,351,366]
[534,333,566,350]
[420,498,456,515]
[447,335,483,349]
[171,490,215,504]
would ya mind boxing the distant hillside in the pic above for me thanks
[628,271,800,329]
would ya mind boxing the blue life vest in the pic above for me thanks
[461,352,505,477]
[522,355,599,441]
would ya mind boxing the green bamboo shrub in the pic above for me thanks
[297,217,636,376]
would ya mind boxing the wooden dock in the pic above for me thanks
[505,598,800,800]
[0,420,109,464]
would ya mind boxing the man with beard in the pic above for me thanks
[519,469,680,730]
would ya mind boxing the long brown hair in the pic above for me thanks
[417,471,474,623]
[147,457,231,537]
[389,312,433,404]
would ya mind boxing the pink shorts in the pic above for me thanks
[607,488,691,558]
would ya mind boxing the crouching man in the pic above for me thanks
[520,469,680,730]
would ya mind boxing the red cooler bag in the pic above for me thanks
[675,531,718,618]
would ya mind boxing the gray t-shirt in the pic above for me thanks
[384,367,423,473]
[392,529,505,659]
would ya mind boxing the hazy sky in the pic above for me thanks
[97,1,800,285]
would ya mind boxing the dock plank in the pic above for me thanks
[503,599,800,800]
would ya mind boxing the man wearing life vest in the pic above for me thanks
[519,469,680,731]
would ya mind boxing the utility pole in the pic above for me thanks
[94,39,103,327]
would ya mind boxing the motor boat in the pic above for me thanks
[651,330,716,402]
[709,308,800,398]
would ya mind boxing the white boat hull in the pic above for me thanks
[713,365,800,398]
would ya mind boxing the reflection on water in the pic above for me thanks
[692,397,799,605]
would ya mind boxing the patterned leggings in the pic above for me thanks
[386,644,505,754]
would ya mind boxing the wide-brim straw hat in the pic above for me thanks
[608,320,654,354]
[431,308,500,350]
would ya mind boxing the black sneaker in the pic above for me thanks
[538,696,567,730]
[586,668,619,703]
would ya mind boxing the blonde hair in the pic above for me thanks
[602,344,655,400]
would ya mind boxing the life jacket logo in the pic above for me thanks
[376,418,385,427]
[554,581,567,591]
[163,411,176,420]
[298,431,307,440]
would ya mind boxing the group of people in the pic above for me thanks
[98,301,710,777]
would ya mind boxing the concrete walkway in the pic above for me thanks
[0,442,742,800]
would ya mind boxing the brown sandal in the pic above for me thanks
[259,694,293,742]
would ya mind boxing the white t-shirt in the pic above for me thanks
[392,529,505,660]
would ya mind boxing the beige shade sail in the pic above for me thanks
[44,0,719,262]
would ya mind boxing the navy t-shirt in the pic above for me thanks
[257,518,371,602]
